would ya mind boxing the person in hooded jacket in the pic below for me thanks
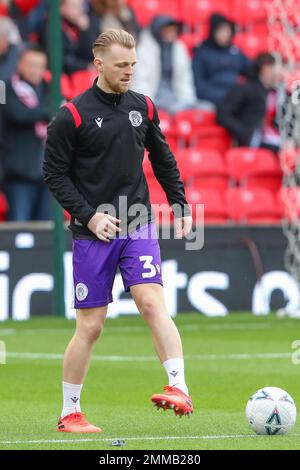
[216,52,281,151]
[192,13,250,106]
[132,15,196,114]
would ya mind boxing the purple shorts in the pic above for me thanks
[72,223,163,308]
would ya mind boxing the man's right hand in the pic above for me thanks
[87,213,121,243]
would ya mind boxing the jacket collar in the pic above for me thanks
[92,79,125,105]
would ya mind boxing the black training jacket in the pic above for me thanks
[43,80,189,239]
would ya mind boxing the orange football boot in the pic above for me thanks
[57,412,102,433]
[151,386,193,417]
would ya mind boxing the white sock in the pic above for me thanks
[163,357,189,396]
[61,381,83,418]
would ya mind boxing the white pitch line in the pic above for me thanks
[5,351,292,362]
[0,329,16,335]
[0,433,275,445]
[0,321,280,337]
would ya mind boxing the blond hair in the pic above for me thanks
[92,29,136,57]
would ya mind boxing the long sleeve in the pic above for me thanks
[43,106,96,225]
[145,102,190,217]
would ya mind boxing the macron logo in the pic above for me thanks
[95,117,103,128]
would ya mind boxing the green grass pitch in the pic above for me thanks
[0,312,299,450]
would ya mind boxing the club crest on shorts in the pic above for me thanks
[76,283,88,301]
[129,110,143,127]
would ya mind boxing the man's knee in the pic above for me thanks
[138,295,163,321]
[83,322,103,343]
[76,309,106,343]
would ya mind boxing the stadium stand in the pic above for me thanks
[0,0,289,224]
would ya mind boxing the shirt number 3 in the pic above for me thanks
[139,256,160,278]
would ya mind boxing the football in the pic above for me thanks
[246,387,297,435]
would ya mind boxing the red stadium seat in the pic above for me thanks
[226,187,282,224]
[231,0,268,26]
[146,176,175,225]
[0,193,8,221]
[186,187,228,224]
[147,178,168,204]
[127,0,181,27]
[193,125,232,153]
[176,148,228,189]
[173,109,216,143]
[233,33,269,58]
[71,70,98,97]
[226,147,282,191]
[180,31,207,56]
[0,5,8,15]
[43,71,74,101]
[14,0,40,15]
[157,109,174,137]
[156,110,178,149]
[181,0,233,29]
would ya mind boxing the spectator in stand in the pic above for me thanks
[2,45,52,220]
[26,0,49,44]
[0,15,21,191]
[9,0,41,40]
[40,0,94,75]
[0,104,3,190]
[216,53,282,152]
[132,15,196,114]
[192,13,250,106]
[89,0,141,42]
[0,16,22,83]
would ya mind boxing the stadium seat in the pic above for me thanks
[176,148,228,189]
[231,0,268,26]
[148,178,191,227]
[226,147,282,191]
[226,187,282,224]
[146,175,175,225]
[157,109,174,137]
[233,33,268,58]
[185,187,228,224]
[181,0,233,30]
[156,110,179,152]
[173,109,216,144]
[192,125,232,153]
[43,71,74,101]
[0,192,8,221]
[71,70,98,97]
[14,0,40,15]
[180,31,207,56]
[0,4,8,15]
[127,0,181,27]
